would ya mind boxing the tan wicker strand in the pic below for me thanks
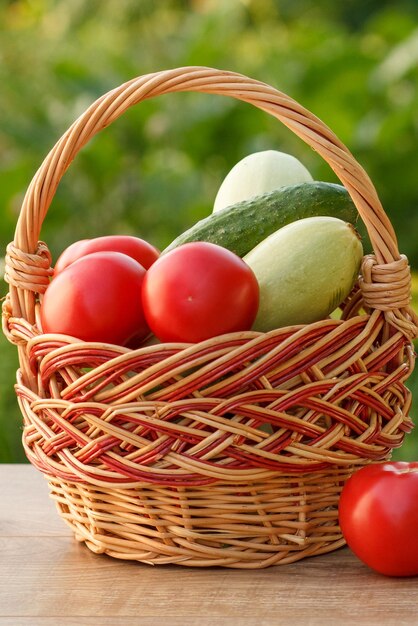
[3,67,417,567]
[46,470,351,568]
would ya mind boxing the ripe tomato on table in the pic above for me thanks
[41,251,149,346]
[141,241,259,343]
[338,462,418,577]
[54,235,160,274]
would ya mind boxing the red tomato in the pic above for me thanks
[41,251,149,346]
[338,462,418,577]
[54,235,160,274]
[141,242,259,343]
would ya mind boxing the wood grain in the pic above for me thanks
[1,464,418,625]
[0,464,64,536]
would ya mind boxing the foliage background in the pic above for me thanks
[1,0,417,462]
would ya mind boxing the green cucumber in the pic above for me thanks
[244,216,363,332]
[163,182,358,258]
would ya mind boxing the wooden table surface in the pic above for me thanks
[1,464,417,626]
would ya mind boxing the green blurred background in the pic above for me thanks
[1,0,417,462]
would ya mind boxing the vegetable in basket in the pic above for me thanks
[41,250,150,346]
[142,241,259,343]
[163,181,358,258]
[54,234,160,274]
[244,216,363,331]
[213,149,313,212]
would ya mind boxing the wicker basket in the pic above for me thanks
[3,67,418,568]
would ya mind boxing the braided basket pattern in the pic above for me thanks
[3,67,417,568]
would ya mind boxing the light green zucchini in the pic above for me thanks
[243,216,363,331]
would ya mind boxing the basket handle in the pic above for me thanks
[6,66,418,337]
